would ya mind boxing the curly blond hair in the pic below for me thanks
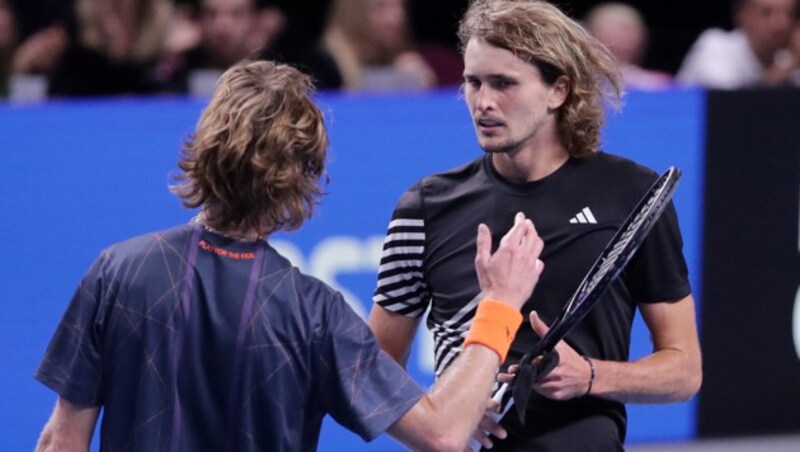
[173,60,328,236]
[458,0,623,157]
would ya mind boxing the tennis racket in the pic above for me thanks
[490,166,683,428]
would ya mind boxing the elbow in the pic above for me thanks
[685,366,703,400]
[36,428,54,452]
[674,361,703,401]
[391,402,473,451]
[418,431,469,452]
[411,413,471,452]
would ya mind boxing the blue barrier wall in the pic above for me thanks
[0,87,704,451]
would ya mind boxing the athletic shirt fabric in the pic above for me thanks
[373,152,690,444]
[36,223,423,451]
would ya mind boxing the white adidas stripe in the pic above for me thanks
[569,206,597,224]
[582,207,597,223]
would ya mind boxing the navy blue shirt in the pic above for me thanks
[37,223,423,451]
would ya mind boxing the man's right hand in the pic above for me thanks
[475,212,544,310]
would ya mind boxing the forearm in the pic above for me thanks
[430,345,501,424]
[390,344,501,451]
[37,420,92,452]
[390,299,526,450]
[37,398,99,452]
[590,348,702,404]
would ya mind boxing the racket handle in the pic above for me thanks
[465,383,513,451]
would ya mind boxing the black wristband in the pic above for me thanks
[582,355,596,396]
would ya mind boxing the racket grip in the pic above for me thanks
[465,383,512,451]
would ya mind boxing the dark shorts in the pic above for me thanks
[485,413,624,452]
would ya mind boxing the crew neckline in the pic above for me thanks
[482,153,578,195]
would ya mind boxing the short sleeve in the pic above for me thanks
[373,182,431,318]
[624,201,691,303]
[316,292,424,441]
[35,252,108,406]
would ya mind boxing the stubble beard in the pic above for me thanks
[478,115,546,156]
[477,128,534,156]
[480,140,520,155]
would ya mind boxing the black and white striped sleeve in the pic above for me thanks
[372,184,429,319]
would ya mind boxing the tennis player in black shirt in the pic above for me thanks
[369,1,702,450]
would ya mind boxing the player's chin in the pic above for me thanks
[478,132,519,154]
[480,143,513,154]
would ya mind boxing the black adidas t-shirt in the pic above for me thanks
[373,152,690,447]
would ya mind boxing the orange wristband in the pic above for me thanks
[463,299,523,363]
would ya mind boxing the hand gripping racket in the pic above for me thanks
[491,166,683,428]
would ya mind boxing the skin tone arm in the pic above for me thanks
[36,397,99,452]
[501,294,702,403]
[388,213,545,451]
[368,304,419,367]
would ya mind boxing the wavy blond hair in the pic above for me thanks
[458,0,622,157]
[173,60,328,236]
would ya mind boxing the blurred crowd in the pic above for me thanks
[0,0,798,101]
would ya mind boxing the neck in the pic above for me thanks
[491,141,570,183]
[193,212,267,242]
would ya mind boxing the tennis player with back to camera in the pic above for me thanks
[34,60,545,451]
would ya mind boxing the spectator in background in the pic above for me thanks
[322,0,436,91]
[584,2,673,90]
[9,23,67,78]
[677,0,799,89]
[48,0,173,97]
[0,0,13,97]
[0,0,67,101]
[790,18,800,84]
[160,0,285,95]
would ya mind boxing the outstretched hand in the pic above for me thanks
[475,212,544,311]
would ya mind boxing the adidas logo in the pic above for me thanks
[569,207,597,224]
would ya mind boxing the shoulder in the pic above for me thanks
[291,264,341,301]
[688,28,741,53]
[416,155,486,205]
[573,152,663,205]
[269,246,346,309]
[420,156,484,192]
[103,225,194,265]
[579,152,658,185]
[393,156,484,212]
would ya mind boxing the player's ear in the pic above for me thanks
[548,75,570,110]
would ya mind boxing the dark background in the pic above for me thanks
[10,0,735,75]
[410,0,734,74]
[699,88,800,437]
